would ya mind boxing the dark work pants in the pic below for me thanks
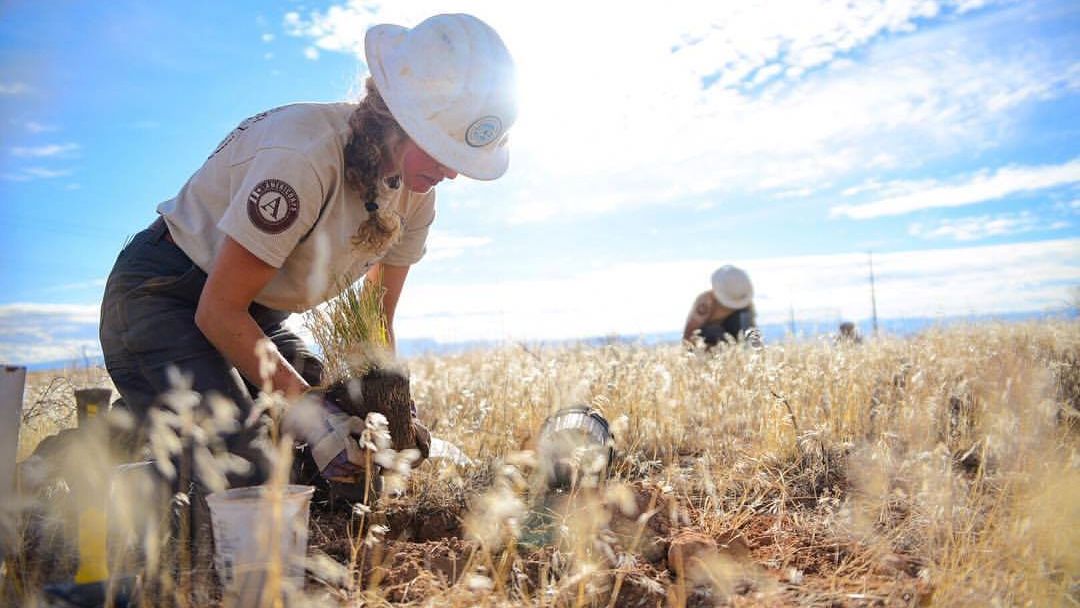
[699,308,757,347]
[99,217,324,487]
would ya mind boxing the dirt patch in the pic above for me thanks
[384,505,463,542]
[302,461,930,606]
[668,529,719,581]
[607,482,680,565]
[610,561,669,607]
[309,507,358,565]
[738,513,851,577]
[366,538,477,603]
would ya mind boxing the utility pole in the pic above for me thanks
[788,302,796,337]
[868,251,879,336]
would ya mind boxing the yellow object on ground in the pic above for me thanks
[73,507,109,584]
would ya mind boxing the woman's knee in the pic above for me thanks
[293,351,325,387]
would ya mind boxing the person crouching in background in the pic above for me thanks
[683,265,762,349]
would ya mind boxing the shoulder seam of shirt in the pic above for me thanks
[231,145,327,204]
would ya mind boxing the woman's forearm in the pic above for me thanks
[195,304,309,398]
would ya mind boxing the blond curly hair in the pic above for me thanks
[343,77,406,254]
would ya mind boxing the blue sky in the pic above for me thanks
[1,0,1078,365]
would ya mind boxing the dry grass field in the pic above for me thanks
[4,320,1079,607]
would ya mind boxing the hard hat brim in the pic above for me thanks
[713,292,753,310]
[365,24,511,181]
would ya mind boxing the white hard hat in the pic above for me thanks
[711,265,754,309]
[365,13,518,181]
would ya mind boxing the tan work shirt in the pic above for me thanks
[157,102,436,312]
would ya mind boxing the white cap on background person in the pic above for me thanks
[711,265,754,309]
[365,13,518,180]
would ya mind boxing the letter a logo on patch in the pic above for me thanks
[247,179,300,234]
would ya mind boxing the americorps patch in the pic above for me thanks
[247,178,300,234]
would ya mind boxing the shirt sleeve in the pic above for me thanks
[381,190,436,267]
[218,147,325,268]
[686,292,713,326]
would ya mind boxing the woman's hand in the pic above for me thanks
[365,262,410,352]
[195,236,309,397]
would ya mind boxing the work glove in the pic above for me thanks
[321,374,430,461]
[313,410,369,482]
[412,416,431,460]
[285,396,369,482]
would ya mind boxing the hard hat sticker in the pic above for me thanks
[466,116,502,147]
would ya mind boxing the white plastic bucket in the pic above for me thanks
[206,484,315,596]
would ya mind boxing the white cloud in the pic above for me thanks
[0,341,103,368]
[393,238,1080,343]
[284,5,376,56]
[0,302,100,324]
[1,167,74,182]
[303,46,320,60]
[832,158,1080,219]
[24,121,58,133]
[41,278,106,293]
[10,142,80,158]
[0,303,102,365]
[662,0,974,90]
[908,211,1068,241]
[774,186,819,200]
[424,230,492,262]
[0,82,31,95]
[261,33,275,43]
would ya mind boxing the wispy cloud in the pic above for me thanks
[0,82,31,95]
[0,341,103,368]
[284,5,374,56]
[0,303,102,365]
[24,121,58,133]
[10,142,80,158]
[832,159,1080,219]
[425,230,492,262]
[0,302,100,324]
[908,211,1068,241]
[1,167,74,182]
[303,46,320,60]
[41,278,107,294]
[669,0,1008,91]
